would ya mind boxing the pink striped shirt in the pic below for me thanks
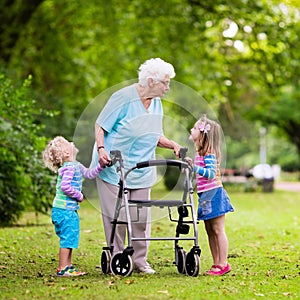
[194,152,222,193]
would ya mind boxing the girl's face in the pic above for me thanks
[189,123,200,142]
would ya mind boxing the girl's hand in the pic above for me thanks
[184,156,194,168]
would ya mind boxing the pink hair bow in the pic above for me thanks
[198,121,211,133]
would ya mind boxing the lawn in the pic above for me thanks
[0,186,299,300]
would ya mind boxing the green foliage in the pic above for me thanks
[216,1,300,160]
[0,74,54,226]
[225,126,300,172]
[268,128,300,171]
[0,0,300,224]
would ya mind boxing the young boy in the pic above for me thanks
[43,136,102,276]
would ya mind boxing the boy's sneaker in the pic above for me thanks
[56,265,86,277]
[69,265,86,275]
[56,265,70,277]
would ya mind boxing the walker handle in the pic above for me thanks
[136,159,188,169]
[179,147,188,159]
[107,150,122,167]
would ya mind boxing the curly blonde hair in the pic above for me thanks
[42,136,69,173]
[194,115,221,161]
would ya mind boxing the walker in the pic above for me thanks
[100,149,201,277]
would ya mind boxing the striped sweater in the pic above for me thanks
[193,153,222,193]
[53,161,102,210]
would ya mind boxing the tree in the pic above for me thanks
[0,0,44,63]
[1,0,300,224]
[212,1,300,167]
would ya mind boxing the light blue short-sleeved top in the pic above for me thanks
[91,84,163,188]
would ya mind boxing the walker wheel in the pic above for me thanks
[101,250,111,274]
[110,252,133,277]
[176,248,187,274]
[185,252,200,277]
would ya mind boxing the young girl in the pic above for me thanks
[43,136,102,277]
[188,115,234,276]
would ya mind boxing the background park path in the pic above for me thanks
[275,181,300,192]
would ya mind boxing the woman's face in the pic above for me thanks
[151,75,171,97]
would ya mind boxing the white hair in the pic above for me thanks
[138,58,176,87]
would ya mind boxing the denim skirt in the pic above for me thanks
[197,187,234,221]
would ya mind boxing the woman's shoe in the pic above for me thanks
[136,265,156,274]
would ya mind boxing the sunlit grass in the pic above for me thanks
[0,187,299,300]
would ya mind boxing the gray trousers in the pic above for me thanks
[96,178,151,268]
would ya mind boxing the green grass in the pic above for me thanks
[0,187,299,300]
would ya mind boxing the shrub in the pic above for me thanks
[0,74,54,226]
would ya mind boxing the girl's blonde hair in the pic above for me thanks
[194,114,221,161]
[42,136,68,172]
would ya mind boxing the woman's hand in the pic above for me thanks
[157,136,182,158]
[172,141,182,158]
[98,148,111,167]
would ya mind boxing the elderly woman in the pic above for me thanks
[92,58,181,274]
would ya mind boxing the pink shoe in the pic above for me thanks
[205,265,217,275]
[205,264,231,276]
